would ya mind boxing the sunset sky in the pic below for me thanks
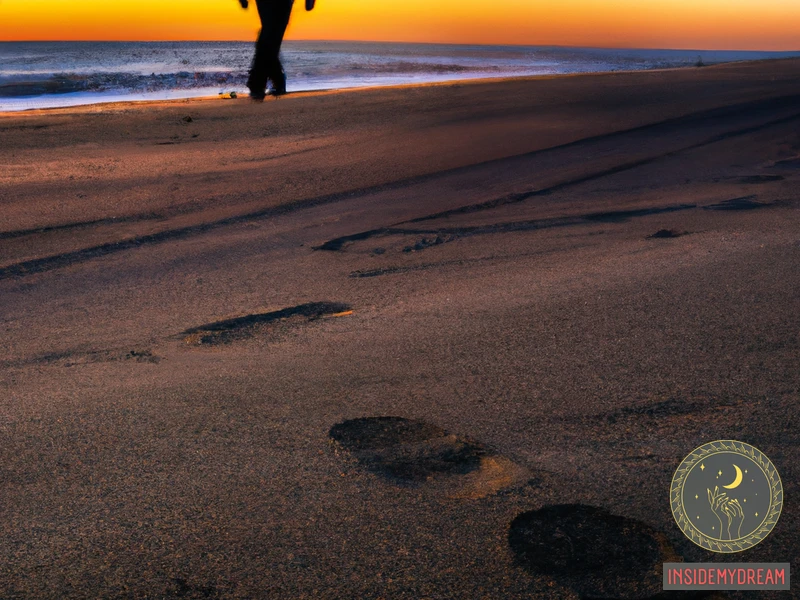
[1,0,799,50]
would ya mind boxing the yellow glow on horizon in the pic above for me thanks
[1,0,799,50]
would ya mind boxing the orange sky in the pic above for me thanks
[1,0,799,50]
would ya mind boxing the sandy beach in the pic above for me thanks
[1,59,799,598]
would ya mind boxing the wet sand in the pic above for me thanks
[1,60,800,598]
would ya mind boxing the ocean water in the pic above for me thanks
[1,41,798,112]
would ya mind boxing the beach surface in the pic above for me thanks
[2,60,800,598]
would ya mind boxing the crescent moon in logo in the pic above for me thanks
[723,464,743,489]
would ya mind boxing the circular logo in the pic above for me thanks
[670,440,783,553]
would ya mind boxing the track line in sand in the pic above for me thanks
[315,203,700,252]
[1,98,798,280]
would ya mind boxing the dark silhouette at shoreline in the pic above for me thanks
[239,0,314,99]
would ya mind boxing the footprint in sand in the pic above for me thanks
[772,156,800,170]
[735,174,784,184]
[507,504,717,600]
[181,301,352,346]
[647,229,684,239]
[703,196,769,211]
[329,416,527,499]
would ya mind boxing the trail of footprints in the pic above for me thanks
[329,416,721,600]
[23,296,734,597]
[180,306,700,597]
[178,307,716,597]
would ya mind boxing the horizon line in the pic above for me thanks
[1,39,799,54]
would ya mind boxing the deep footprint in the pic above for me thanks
[183,301,351,345]
[509,504,678,599]
[736,175,784,184]
[703,196,767,211]
[647,229,683,239]
[330,416,526,497]
[772,157,800,169]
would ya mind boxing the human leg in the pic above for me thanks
[262,0,293,94]
[248,0,293,98]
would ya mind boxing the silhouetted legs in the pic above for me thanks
[248,0,294,98]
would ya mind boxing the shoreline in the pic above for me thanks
[3,55,799,117]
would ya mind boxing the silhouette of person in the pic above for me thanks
[239,0,295,99]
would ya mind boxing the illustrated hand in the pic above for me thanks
[239,0,249,8]
[722,499,745,540]
[707,487,732,539]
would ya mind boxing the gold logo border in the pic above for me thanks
[670,440,783,553]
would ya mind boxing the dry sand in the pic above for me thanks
[1,59,799,598]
